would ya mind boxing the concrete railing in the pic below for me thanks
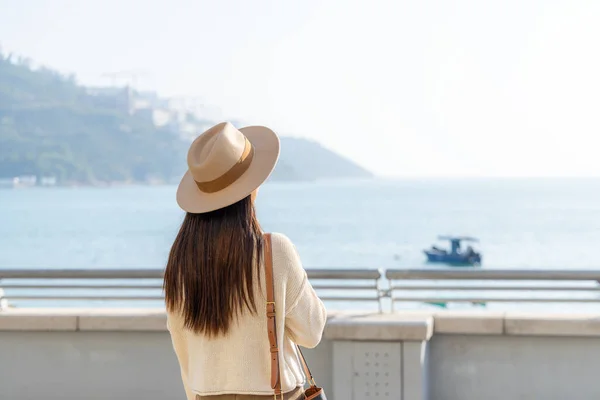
[3,308,600,400]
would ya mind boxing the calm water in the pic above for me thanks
[2,178,600,269]
[2,179,600,309]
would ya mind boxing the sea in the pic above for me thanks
[2,178,600,310]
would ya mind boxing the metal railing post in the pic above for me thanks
[375,269,383,313]
[389,278,394,313]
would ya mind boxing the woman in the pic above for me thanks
[164,122,327,400]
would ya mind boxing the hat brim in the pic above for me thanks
[176,125,280,214]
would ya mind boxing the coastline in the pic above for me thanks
[0,176,379,189]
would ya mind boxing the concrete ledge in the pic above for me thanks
[4,309,600,338]
[0,308,167,332]
[505,313,600,337]
[325,313,433,341]
[433,311,505,335]
[0,309,77,331]
[78,309,167,331]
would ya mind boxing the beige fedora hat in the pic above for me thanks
[176,122,280,213]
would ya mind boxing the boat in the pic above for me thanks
[423,236,482,266]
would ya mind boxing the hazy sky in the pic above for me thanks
[1,0,600,177]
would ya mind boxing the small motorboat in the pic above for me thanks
[424,235,482,266]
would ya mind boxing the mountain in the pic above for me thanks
[274,137,372,181]
[0,52,372,185]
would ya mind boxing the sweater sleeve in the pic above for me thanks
[166,315,195,400]
[273,234,327,349]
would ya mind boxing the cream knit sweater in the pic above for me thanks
[166,233,327,398]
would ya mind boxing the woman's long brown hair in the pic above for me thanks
[163,195,263,337]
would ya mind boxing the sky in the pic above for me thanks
[1,0,600,177]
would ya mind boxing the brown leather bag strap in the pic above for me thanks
[264,233,282,396]
[264,234,318,397]
[296,346,315,386]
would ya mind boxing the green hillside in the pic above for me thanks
[0,52,372,185]
[0,53,186,184]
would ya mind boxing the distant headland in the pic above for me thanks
[0,52,372,187]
